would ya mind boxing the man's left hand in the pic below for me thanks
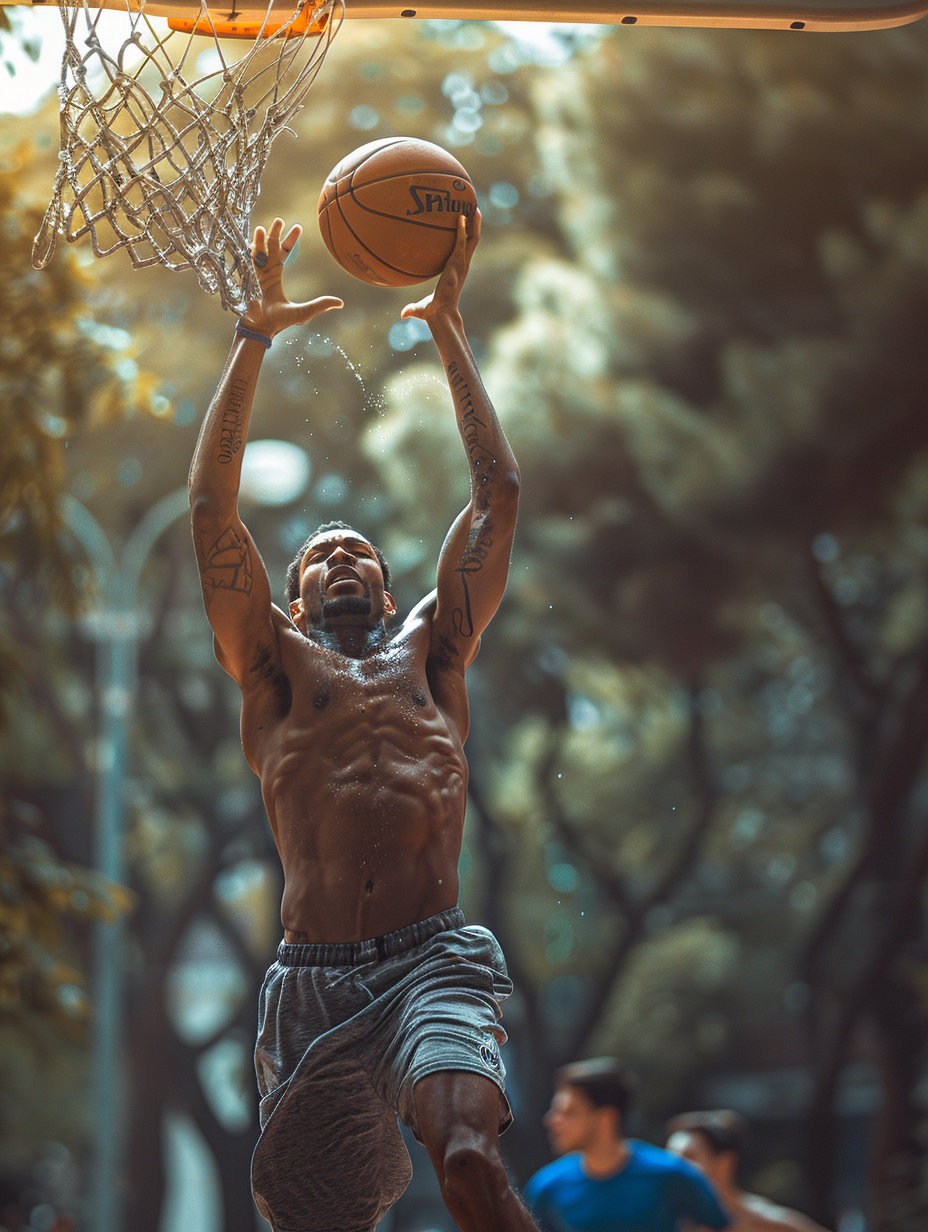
[400,210,481,324]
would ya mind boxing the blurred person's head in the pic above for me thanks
[665,1110,746,1190]
[544,1059,636,1155]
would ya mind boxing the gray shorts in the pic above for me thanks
[251,908,513,1232]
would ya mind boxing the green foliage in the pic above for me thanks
[3,15,928,1229]
[0,148,164,727]
[0,800,132,1033]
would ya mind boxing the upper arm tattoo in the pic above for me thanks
[197,525,253,603]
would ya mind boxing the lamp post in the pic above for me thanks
[63,488,190,1232]
[62,436,310,1232]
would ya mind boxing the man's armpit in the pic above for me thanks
[196,525,253,602]
[429,630,481,679]
[431,633,461,674]
[249,642,293,717]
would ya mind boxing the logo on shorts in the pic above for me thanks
[480,1042,501,1072]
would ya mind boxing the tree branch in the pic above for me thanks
[560,689,719,1061]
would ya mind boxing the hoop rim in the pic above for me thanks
[166,0,331,38]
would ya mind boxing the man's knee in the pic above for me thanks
[440,1139,510,1207]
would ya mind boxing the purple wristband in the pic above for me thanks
[235,321,272,349]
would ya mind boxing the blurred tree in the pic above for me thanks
[0,152,161,714]
[449,23,928,1231]
[0,146,161,1215]
[0,795,129,1031]
[4,15,928,1232]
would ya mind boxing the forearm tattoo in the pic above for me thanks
[217,377,249,464]
[448,360,498,638]
[199,526,253,600]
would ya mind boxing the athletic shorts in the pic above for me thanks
[250,908,513,1232]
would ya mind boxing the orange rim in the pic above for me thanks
[167,2,330,38]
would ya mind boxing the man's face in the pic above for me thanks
[543,1085,609,1157]
[666,1130,725,1185]
[290,529,395,631]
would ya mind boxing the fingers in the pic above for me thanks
[467,207,482,250]
[401,295,431,320]
[310,296,344,314]
[282,223,302,259]
[252,223,268,269]
[293,295,344,324]
[267,216,285,259]
[251,218,293,272]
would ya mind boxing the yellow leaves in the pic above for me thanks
[0,151,171,705]
[0,820,132,1032]
[125,803,207,905]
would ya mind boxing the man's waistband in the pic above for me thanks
[275,907,466,967]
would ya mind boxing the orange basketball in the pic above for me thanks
[317,137,477,288]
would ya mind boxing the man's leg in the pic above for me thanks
[415,1071,540,1232]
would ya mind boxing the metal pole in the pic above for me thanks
[63,490,189,1232]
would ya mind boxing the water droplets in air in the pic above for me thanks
[295,333,364,387]
[287,332,392,417]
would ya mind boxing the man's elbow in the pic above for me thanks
[497,464,520,503]
[189,491,234,533]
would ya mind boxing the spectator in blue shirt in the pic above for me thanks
[524,1059,730,1232]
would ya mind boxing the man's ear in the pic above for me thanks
[383,591,397,619]
[289,598,304,625]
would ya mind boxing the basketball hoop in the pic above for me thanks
[32,0,343,312]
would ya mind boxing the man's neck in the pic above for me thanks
[581,1137,630,1179]
[312,622,389,659]
[705,1172,740,1209]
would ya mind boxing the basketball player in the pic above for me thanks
[188,213,534,1232]
[526,1060,729,1232]
[665,1111,831,1232]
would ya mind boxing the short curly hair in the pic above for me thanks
[285,521,392,605]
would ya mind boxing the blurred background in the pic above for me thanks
[2,10,928,1232]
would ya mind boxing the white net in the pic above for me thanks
[33,0,343,311]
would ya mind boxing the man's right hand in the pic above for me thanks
[241,217,343,339]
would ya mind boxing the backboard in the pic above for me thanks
[2,0,928,33]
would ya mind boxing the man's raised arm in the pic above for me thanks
[188,218,342,683]
[402,211,520,674]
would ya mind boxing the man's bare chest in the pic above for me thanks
[241,634,442,763]
[289,638,429,712]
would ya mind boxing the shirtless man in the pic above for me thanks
[665,1111,830,1232]
[189,214,533,1232]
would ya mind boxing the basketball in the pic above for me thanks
[317,137,477,288]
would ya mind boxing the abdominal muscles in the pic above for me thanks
[262,706,468,943]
